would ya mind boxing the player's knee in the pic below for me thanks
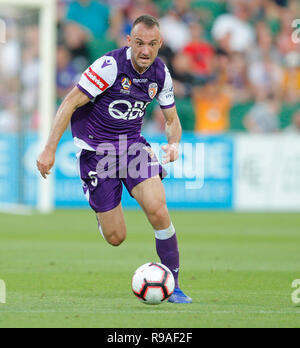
[149,202,169,226]
[105,229,126,247]
[109,235,125,247]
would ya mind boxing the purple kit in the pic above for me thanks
[71,46,175,212]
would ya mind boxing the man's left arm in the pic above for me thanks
[161,106,182,165]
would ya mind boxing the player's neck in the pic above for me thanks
[130,59,150,75]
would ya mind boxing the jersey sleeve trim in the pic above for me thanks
[156,65,176,108]
[76,83,94,99]
[160,102,176,110]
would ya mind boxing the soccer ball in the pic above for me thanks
[132,262,175,305]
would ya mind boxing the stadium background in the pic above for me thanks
[1,0,300,329]
[1,0,300,211]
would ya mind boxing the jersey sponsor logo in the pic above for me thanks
[165,93,174,99]
[108,100,150,120]
[133,78,148,83]
[84,67,109,91]
[148,83,158,99]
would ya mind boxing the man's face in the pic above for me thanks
[127,23,162,73]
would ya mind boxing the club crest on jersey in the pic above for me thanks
[121,77,132,90]
[148,83,158,99]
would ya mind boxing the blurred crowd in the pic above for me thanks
[1,0,300,134]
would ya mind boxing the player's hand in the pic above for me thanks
[161,143,179,165]
[36,148,55,179]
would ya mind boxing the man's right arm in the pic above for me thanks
[36,86,90,179]
[37,54,117,179]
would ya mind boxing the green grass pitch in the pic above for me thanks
[0,210,300,328]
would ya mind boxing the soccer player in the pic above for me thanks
[37,15,192,303]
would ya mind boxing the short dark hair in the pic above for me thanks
[132,15,160,31]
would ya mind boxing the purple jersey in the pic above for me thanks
[71,46,175,150]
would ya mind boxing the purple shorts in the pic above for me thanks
[77,136,167,213]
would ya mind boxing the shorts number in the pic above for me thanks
[88,171,98,187]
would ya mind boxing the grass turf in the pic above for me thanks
[0,210,300,328]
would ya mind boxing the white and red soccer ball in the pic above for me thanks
[132,262,175,305]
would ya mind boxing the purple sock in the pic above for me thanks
[155,224,180,288]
